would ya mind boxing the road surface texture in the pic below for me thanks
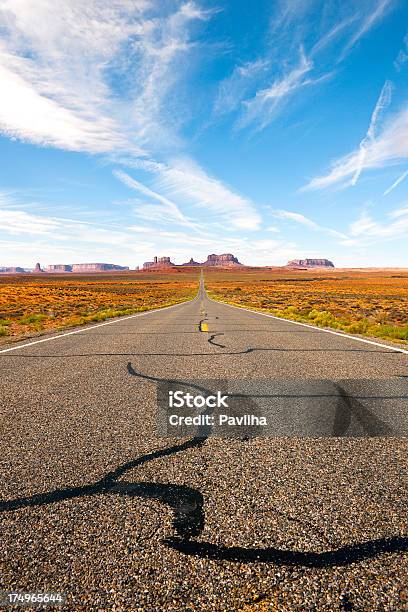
[1,276,407,610]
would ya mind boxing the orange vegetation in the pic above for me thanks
[205,268,408,344]
[0,270,198,343]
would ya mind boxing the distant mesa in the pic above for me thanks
[287,258,335,269]
[143,256,175,270]
[203,253,242,267]
[0,266,25,273]
[46,264,73,272]
[43,263,129,273]
[144,253,243,268]
[34,262,44,273]
[71,263,129,272]
[181,253,243,267]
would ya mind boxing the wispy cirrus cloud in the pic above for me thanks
[213,59,270,117]
[339,0,393,58]
[303,99,408,191]
[236,49,318,132]
[272,203,408,250]
[310,15,358,56]
[394,32,408,71]
[273,209,348,239]
[383,169,408,196]
[346,204,408,244]
[214,1,395,133]
[0,0,207,154]
[122,157,262,230]
[113,169,199,230]
[274,210,318,229]
[0,207,154,266]
[0,209,60,235]
[351,80,393,186]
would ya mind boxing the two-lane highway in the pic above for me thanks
[1,275,407,610]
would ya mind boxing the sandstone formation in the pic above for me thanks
[287,259,334,268]
[203,253,242,267]
[46,264,73,272]
[71,263,129,272]
[143,256,175,270]
[33,262,44,273]
[181,253,242,267]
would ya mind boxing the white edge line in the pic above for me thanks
[208,296,408,355]
[0,296,199,355]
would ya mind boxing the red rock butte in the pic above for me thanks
[142,253,242,269]
[143,256,175,270]
[287,259,335,269]
[202,254,242,267]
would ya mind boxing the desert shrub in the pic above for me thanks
[19,313,47,325]
[206,269,408,344]
[0,273,198,341]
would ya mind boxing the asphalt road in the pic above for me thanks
[1,276,407,610]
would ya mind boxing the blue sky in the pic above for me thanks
[0,0,407,268]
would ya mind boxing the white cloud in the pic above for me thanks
[0,207,155,266]
[274,210,318,229]
[124,157,261,230]
[340,0,393,58]
[237,238,298,266]
[129,1,210,149]
[394,32,408,71]
[237,49,318,131]
[212,1,394,133]
[349,213,378,236]
[303,104,408,191]
[0,207,154,246]
[128,225,155,233]
[113,169,199,230]
[0,62,131,153]
[0,1,206,153]
[389,204,408,219]
[213,59,270,116]
[0,209,60,235]
[351,80,393,186]
[310,16,358,56]
[273,209,348,239]
[383,169,408,196]
[348,206,408,242]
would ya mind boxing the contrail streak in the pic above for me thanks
[383,168,408,196]
[351,80,393,186]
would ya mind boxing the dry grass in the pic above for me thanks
[0,270,198,343]
[205,268,408,344]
